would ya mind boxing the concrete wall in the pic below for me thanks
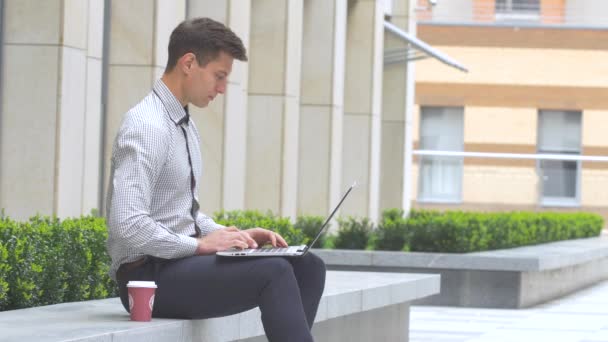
[1,0,410,221]
[187,0,251,214]
[380,0,417,213]
[101,0,186,216]
[297,0,346,218]
[1,0,105,220]
[244,303,410,342]
[342,0,384,221]
[245,0,303,219]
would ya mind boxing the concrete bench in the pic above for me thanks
[0,271,440,342]
[314,235,608,309]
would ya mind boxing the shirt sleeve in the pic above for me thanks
[196,211,225,236]
[107,122,198,259]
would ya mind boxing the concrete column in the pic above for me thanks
[82,0,106,215]
[297,0,347,217]
[1,0,105,219]
[246,0,303,219]
[342,0,384,222]
[187,0,251,214]
[379,0,416,214]
[102,0,186,212]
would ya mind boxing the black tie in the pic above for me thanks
[178,107,202,238]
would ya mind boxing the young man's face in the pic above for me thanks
[186,51,233,108]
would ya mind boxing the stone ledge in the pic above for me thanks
[0,271,440,342]
[312,236,608,272]
[314,236,608,309]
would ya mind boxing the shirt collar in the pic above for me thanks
[153,79,189,126]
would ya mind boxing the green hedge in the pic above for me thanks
[333,217,374,250]
[374,209,410,251]
[294,215,326,247]
[326,210,604,253]
[0,209,603,312]
[0,215,116,312]
[404,210,604,253]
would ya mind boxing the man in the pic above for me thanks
[106,17,325,342]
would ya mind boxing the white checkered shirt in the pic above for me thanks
[106,79,224,280]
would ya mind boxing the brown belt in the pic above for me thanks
[117,257,148,280]
[117,233,198,280]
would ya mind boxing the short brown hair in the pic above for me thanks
[165,17,247,72]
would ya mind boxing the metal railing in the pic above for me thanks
[413,149,608,207]
[414,150,608,163]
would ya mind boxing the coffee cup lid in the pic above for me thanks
[127,281,157,288]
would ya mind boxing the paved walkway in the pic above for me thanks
[411,279,608,342]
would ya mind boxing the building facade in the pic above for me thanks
[0,0,428,223]
[5,0,598,224]
[412,0,608,220]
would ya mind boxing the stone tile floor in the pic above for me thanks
[410,279,608,342]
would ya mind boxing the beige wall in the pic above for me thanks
[464,107,537,145]
[582,110,608,147]
[412,164,538,205]
[582,169,608,206]
[462,166,538,205]
[416,47,608,88]
[413,22,608,214]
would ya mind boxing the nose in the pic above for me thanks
[216,81,227,95]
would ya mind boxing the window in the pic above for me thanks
[418,107,464,202]
[537,110,581,206]
[495,0,540,22]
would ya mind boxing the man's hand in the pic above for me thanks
[195,226,257,255]
[243,228,288,248]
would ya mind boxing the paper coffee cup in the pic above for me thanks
[127,281,157,322]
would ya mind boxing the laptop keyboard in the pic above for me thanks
[251,247,288,254]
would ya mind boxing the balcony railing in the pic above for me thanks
[416,1,608,28]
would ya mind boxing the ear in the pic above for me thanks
[179,53,196,74]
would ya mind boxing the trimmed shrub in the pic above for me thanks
[331,210,603,253]
[0,209,602,312]
[0,216,13,310]
[0,215,116,312]
[60,217,115,301]
[0,241,8,309]
[333,217,374,250]
[294,215,326,247]
[406,210,604,253]
[375,209,409,251]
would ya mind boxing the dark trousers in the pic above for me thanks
[117,253,326,342]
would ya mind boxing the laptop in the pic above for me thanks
[217,182,356,257]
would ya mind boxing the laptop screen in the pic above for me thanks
[305,182,357,250]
